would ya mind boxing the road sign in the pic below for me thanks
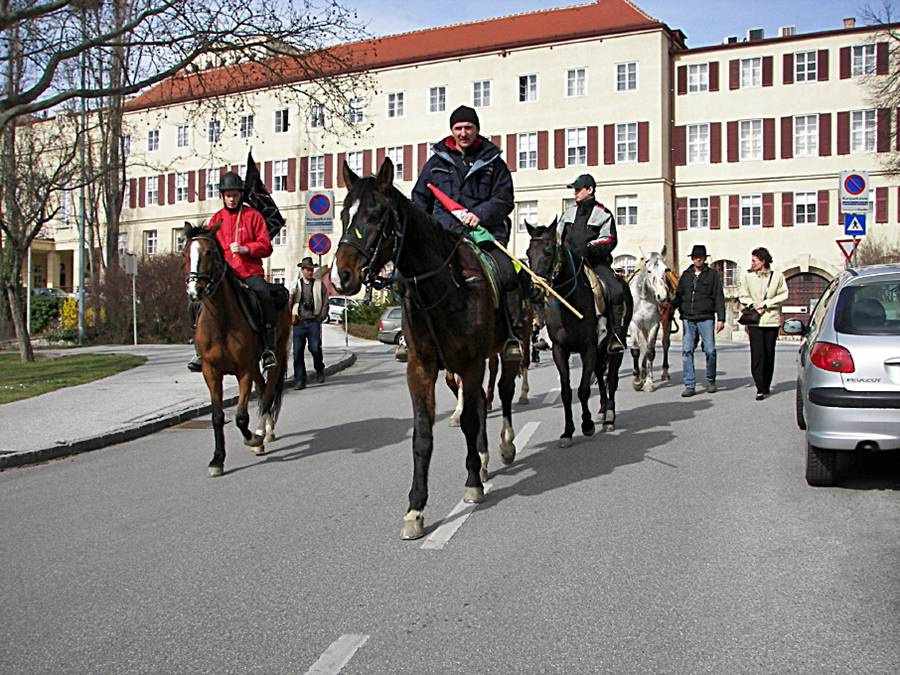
[305,191,334,219]
[836,238,859,262]
[308,232,332,255]
[844,213,867,236]
[839,170,870,214]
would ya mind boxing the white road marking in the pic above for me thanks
[543,388,560,405]
[514,421,539,457]
[304,634,369,675]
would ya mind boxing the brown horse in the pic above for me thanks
[184,223,291,477]
[330,159,522,540]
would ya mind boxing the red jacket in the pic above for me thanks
[209,205,272,279]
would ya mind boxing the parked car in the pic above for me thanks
[33,287,71,299]
[784,264,900,486]
[377,306,403,344]
[327,296,360,323]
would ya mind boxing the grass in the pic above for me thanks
[0,353,148,405]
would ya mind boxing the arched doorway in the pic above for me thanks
[784,271,831,322]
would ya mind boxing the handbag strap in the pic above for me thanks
[761,271,774,302]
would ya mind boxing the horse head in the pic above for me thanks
[642,252,670,304]
[184,221,225,300]
[525,216,561,282]
[331,159,401,295]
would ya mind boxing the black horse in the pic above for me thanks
[330,159,522,540]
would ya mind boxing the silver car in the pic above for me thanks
[784,264,900,486]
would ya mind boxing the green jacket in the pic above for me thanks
[738,269,789,327]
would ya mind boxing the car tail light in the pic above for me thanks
[810,342,855,373]
[378,321,384,330]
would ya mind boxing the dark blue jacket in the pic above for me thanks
[411,136,514,245]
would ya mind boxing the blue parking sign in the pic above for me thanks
[844,213,866,236]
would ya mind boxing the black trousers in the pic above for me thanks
[592,263,624,305]
[748,325,779,394]
[243,274,276,327]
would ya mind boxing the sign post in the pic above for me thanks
[123,252,138,345]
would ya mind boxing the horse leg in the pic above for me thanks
[661,318,672,381]
[578,347,597,438]
[518,363,529,405]
[631,344,643,390]
[485,354,498,412]
[460,362,489,499]
[643,325,660,392]
[449,374,463,427]
[203,371,226,477]
[604,352,624,431]
[401,360,438,540]
[553,344,575,447]
[235,373,264,453]
[256,358,286,443]
[497,358,518,465]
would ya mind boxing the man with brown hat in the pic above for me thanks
[288,256,328,389]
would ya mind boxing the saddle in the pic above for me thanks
[460,240,502,309]
[227,275,289,335]
[583,267,607,318]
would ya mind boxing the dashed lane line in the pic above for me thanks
[304,634,369,674]
[543,388,560,406]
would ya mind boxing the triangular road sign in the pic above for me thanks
[836,238,859,262]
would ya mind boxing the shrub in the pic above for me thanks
[347,301,392,325]
[29,296,62,333]
[855,229,900,266]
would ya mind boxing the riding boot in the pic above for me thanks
[608,302,627,354]
[502,289,526,362]
[261,324,277,371]
[187,341,202,372]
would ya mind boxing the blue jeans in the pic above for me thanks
[682,319,717,388]
[292,320,324,384]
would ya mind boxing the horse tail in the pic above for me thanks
[258,357,287,425]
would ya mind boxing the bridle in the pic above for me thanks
[533,230,582,301]
[186,235,228,299]
[338,193,405,290]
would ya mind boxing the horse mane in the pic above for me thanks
[387,184,461,263]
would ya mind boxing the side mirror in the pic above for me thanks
[782,318,807,336]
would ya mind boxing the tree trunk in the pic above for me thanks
[6,284,33,362]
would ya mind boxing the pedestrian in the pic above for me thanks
[411,104,529,362]
[289,256,328,390]
[672,244,726,397]
[738,247,789,400]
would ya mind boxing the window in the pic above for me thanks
[739,119,762,161]
[794,192,817,225]
[795,51,817,82]
[205,169,218,200]
[516,201,538,232]
[347,97,364,124]
[207,119,221,143]
[173,230,186,253]
[566,68,587,97]
[59,190,73,226]
[143,230,157,255]
[175,173,188,202]
[712,259,738,288]
[272,227,286,246]
[274,109,289,133]
[613,255,637,276]
[429,86,446,113]
[688,197,709,229]
[386,146,404,178]
[852,44,877,76]
[687,63,708,93]
[565,127,587,166]
[122,182,130,211]
[740,194,762,226]
[472,80,491,107]
[309,104,325,128]
[517,132,538,170]
[794,115,818,156]
[386,92,404,118]
[346,150,363,176]
[519,74,538,102]
[146,177,158,204]
[616,62,637,91]
[117,233,128,255]
[240,114,254,139]
[615,195,638,225]
[687,123,710,164]
[147,129,159,152]
[176,124,190,148]
[740,57,761,88]
[851,109,876,153]
[562,197,576,212]
[616,123,638,163]
[270,268,286,286]
[122,134,131,157]
[308,155,324,188]
[273,160,288,192]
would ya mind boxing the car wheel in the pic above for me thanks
[397,334,406,347]
[806,442,839,487]
[795,381,806,430]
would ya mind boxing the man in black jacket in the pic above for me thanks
[671,244,726,397]
[412,105,528,361]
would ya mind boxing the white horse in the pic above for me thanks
[627,249,671,392]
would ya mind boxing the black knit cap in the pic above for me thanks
[449,105,480,129]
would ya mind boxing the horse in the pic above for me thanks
[627,249,672,392]
[447,346,531,428]
[183,223,291,477]
[330,158,522,540]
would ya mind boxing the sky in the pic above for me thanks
[350,0,880,48]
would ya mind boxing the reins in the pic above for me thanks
[187,235,228,298]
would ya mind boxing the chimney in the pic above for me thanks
[843,17,856,29]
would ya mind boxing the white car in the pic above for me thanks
[327,296,359,323]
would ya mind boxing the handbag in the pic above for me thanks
[738,272,774,326]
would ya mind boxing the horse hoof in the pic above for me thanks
[632,381,642,391]
[208,465,223,478]
[265,432,276,442]
[449,417,460,428]
[244,434,264,448]
[400,515,425,540]
[559,437,573,448]
[661,371,671,381]
[251,445,266,456]
[517,396,529,405]
[583,422,596,437]
[499,444,516,465]
[643,383,654,393]
[603,423,615,432]
[463,486,484,503]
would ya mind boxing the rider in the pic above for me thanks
[411,104,529,361]
[187,171,278,372]
[558,173,627,353]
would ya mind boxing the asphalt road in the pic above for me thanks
[2,343,899,673]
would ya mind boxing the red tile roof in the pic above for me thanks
[126,0,666,111]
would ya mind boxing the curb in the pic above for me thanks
[0,351,357,471]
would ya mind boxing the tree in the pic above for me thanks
[863,1,900,173]
[855,226,900,265]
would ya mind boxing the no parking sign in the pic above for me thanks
[308,232,331,256]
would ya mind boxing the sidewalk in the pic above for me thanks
[0,324,368,470]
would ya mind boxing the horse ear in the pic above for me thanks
[660,243,667,258]
[524,220,535,236]
[342,160,359,189]
[207,221,221,236]
[376,158,394,192]
[182,221,193,239]
[550,215,559,229]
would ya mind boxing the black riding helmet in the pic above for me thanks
[219,171,243,193]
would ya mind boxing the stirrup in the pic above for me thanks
[608,334,626,353]
[261,350,277,370]
[187,355,202,372]
[502,339,523,362]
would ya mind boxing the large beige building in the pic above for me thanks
[40,0,899,323]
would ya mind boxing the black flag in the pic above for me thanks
[243,151,286,240]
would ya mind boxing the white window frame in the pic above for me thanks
[147,129,159,152]
[175,173,188,202]
[309,104,325,128]
[518,74,538,102]
[272,227,287,246]
[852,44,877,76]
[429,86,446,113]
[346,150,363,176]
[565,67,587,97]
[270,268,286,285]
[616,122,638,163]
[613,255,637,276]
[688,197,710,229]
[795,50,817,82]
[144,229,158,255]
[386,146,404,179]
[850,109,876,153]
[472,80,492,108]
[740,194,762,227]
[176,124,191,148]
[308,155,325,188]
[793,115,818,156]
[146,177,158,204]
[715,260,738,288]
[239,114,255,139]
[274,109,289,133]
[517,132,538,170]
[687,63,708,93]
[207,118,221,144]
[122,134,131,157]
[740,57,762,88]
[273,159,288,192]
[347,97,365,124]
[516,200,538,232]
[565,127,587,166]
[615,195,638,225]
[386,92,405,118]
[205,169,218,200]
[173,230,186,253]
[687,123,710,164]
[616,62,638,91]
[794,192,817,225]
[117,233,128,255]
[739,119,762,161]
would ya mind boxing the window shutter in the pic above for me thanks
[336,153,346,188]
[287,158,296,192]
[839,47,851,79]
[417,143,428,175]
[158,175,165,206]
[876,186,888,223]
[727,121,739,163]
[877,42,889,75]
[129,178,137,209]
[676,197,687,230]
[587,126,599,166]
[709,61,719,91]
[677,66,687,95]
[817,49,829,81]
[231,164,239,174]
[897,109,900,151]
[324,154,334,188]
[491,135,500,149]
[729,59,739,89]
[603,124,615,165]
[673,125,686,166]
[167,173,175,205]
[762,56,773,87]
[187,172,195,203]
[729,195,739,229]
[877,108,891,152]
[710,195,721,230]
[817,190,829,225]
[299,157,309,191]
[710,122,722,163]
[782,193,794,227]
[138,177,146,208]
[554,129,565,169]
[376,147,385,168]
[783,53,794,84]
[403,145,413,181]
[837,111,850,155]
[637,122,649,163]
[763,118,775,160]
[819,113,831,156]
[363,149,372,176]
[507,134,518,172]
[197,170,205,202]
[781,116,793,159]
[264,161,273,192]
[762,192,774,227]
[537,131,549,170]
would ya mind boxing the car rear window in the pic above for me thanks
[389,308,402,319]
[834,281,900,336]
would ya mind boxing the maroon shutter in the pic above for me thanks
[167,173,175,205]
[676,197,687,231]
[781,116,793,159]
[837,111,850,155]
[157,175,165,206]
[490,135,500,149]
[554,129,565,168]
[710,195,721,230]
[187,172,195,203]
[729,195,739,229]
[709,62,719,91]
[299,157,309,191]
[637,122,649,163]
[897,109,900,151]
[264,161,273,192]
[231,164,238,174]
[376,147,385,168]
[727,121,739,163]
[677,66,687,95]
[603,124,615,165]
[287,158,296,192]
[762,192,774,227]
[877,108,891,152]
[877,42,889,75]
[819,113,832,156]
[537,131,548,170]
[138,177,146,208]
[840,47,851,79]
[710,122,722,163]
[782,193,794,227]
[507,134,518,172]
[403,145,412,181]
[128,178,137,209]
[336,153,346,188]
[197,170,206,202]
[417,143,428,174]
[587,126,599,166]
[762,56,773,87]
[817,49,829,81]
[763,118,775,160]
[817,190,829,225]
[324,154,334,188]
[673,125,686,166]
[729,59,739,89]
[363,149,372,176]
[783,53,794,84]
[876,186,888,223]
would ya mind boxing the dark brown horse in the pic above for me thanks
[330,159,522,540]
[184,223,291,477]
